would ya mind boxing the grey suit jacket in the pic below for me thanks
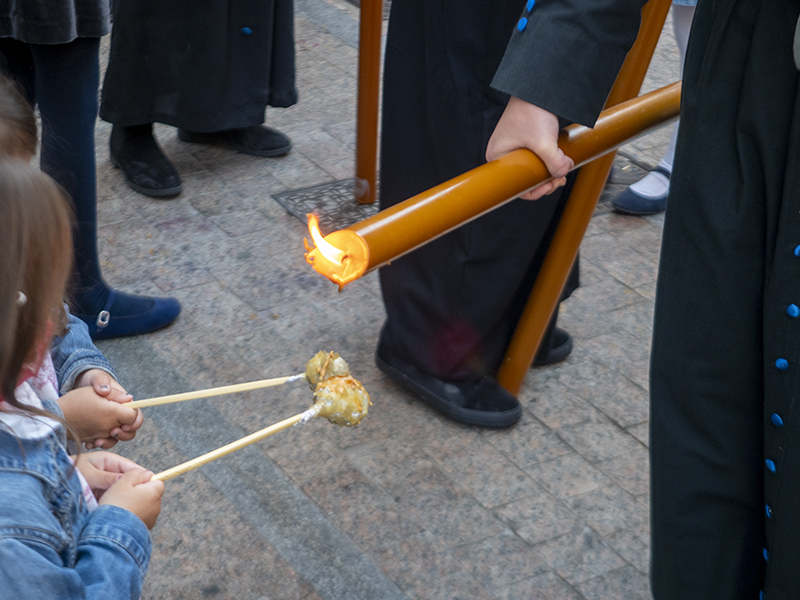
[492,0,649,127]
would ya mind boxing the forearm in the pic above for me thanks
[76,506,152,599]
[52,312,115,394]
[0,507,150,600]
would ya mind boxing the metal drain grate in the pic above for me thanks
[273,156,645,230]
[273,179,380,235]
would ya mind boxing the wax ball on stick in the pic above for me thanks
[312,375,371,427]
[305,350,350,390]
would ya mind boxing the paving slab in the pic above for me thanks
[89,2,684,598]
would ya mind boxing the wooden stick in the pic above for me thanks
[127,374,306,409]
[151,406,320,481]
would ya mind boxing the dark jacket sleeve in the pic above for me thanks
[492,0,649,127]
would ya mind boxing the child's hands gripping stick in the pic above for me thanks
[75,368,133,404]
[74,369,142,448]
[98,466,165,530]
[58,376,143,449]
[74,451,145,501]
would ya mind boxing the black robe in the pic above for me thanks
[378,0,578,382]
[649,1,800,597]
[494,0,800,596]
[99,0,297,132]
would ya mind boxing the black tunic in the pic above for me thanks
[378,0,578,381]
[99,0,297,132]
[650,1,800,597]
[494,0,800,596]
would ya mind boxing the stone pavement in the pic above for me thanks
[93,2,682,599]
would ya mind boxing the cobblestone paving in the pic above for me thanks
[93,2,682,598]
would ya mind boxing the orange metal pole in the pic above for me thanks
[496,0,673,394]
[305,82,681,288]
[354,0,383,204]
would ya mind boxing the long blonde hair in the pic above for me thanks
[0,160,73,414]
[0,75,37,159]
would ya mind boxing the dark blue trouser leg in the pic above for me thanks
[31,38,105,295]
[0,37,181,339]
[0,37,105,295]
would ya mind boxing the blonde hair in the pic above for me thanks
[0,75,37,160]
[0,160,72,417]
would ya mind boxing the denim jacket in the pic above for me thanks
[51,312,115,395]
[0,399,151,599]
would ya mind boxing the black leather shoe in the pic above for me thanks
[533,327,573,366]
[177,125,291,157]
[110,124,182,197]
[375,342,522,428]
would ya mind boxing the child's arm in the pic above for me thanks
[51,311,116,395]
[53,311,144,449]
[0,519,150,600]
[0,468,160,600]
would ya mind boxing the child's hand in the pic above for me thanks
[74,451,145,501]
[72,369,142,449]
[75,369,133,404]
[58,386,143,449]
[99,468,164,530]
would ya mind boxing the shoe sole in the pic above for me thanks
[612,204,665,216]
[533,334,573,367]
[110,154,183,198]
[611,187,667,216]
[375,350,521,428]
[178,130,292,158]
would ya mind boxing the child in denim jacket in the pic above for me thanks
[0,159,164,599]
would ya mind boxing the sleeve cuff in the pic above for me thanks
[492,0,645,127]
[81,505,152,574]
[60,364,116,395]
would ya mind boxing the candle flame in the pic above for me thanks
[304,214,370,290]
[306,214,345,265]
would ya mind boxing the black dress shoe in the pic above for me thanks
[177,125,291,157]
[376,342,522,428]
[110,124,182,197]
[533,327,573,366]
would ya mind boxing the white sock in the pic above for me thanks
[627,5,696,201]
[628,170,670,199]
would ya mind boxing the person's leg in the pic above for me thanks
[99,0,181,197]
[109,123,182,197]
[612,3,696,215]
[29,38,181,339]
[375,0,579,427]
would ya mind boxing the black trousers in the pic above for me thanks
[378,0,577,381]
[650,0,800,597]
[0,37,105,297]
